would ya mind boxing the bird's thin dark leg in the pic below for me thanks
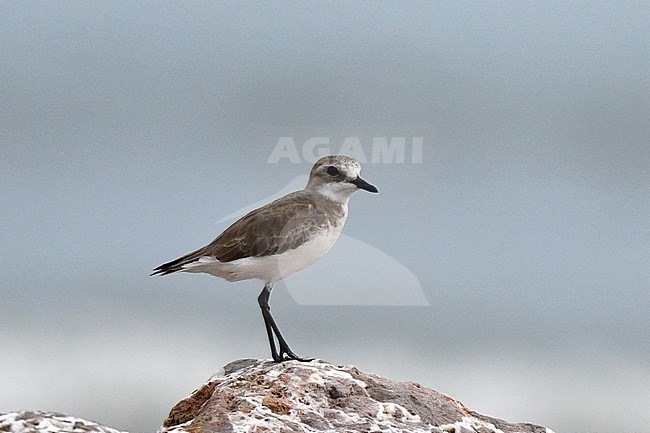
[257,284,312,362]
[257,285,280,361]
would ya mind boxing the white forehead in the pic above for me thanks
[313,155,361,177]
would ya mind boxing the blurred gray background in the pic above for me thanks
[1,2,648,433]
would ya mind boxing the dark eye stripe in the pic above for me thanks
[327,166,339,176]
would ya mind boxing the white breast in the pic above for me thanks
[269,222,345,282]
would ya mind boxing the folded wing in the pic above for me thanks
[151,191,331,276]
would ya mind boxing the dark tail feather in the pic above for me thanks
[150,248,207,276]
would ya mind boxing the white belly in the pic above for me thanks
[184,222,345,284]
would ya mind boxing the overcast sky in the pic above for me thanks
[1,2,649,433]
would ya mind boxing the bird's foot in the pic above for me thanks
[273,345,313,363]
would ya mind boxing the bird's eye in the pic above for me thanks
[326,166,339,176]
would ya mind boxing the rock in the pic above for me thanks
[0,360,555,433]
[0,411,127,433]
[160,359,555,433]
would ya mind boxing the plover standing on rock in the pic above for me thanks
[152,155,378,362]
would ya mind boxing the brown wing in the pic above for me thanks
[151,191,337,275]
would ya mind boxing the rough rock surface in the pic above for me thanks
[0,360,555,433]
[160,359,555,433]
[0,412,127,433]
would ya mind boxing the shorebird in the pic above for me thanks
[152,155,378,362]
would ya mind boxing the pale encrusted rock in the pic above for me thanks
[159,359,555,433]
[0,361,555,433]
[0,412,127,433]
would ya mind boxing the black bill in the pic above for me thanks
[350,176,378,193]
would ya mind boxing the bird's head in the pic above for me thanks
[306,155,378,203]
